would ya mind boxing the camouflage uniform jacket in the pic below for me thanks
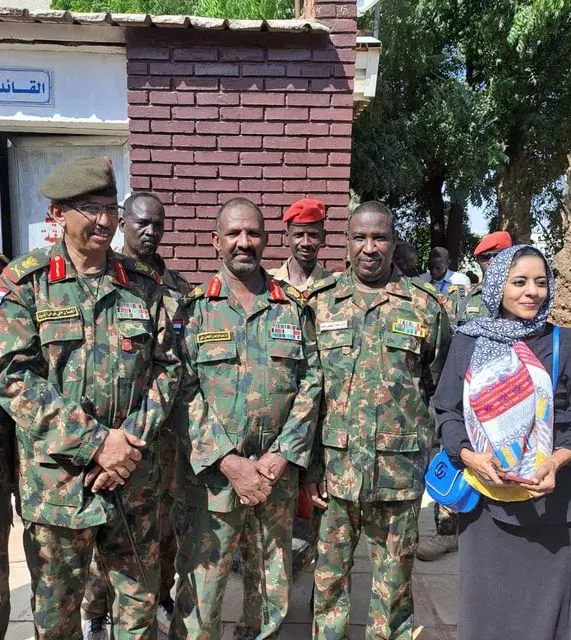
[177,269,322,513]
[456,283,486,327]
[0,241,181,529]
[268,259,332,294]
[306,268,450,502]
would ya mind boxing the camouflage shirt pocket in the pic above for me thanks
[32,449,84,508]
[267,340,303,393]
[118,320,153,379]
[196,341,237,396]
[39,319,84,376]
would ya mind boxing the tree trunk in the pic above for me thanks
[446,200,463,270]
[418,168,446,248]
[496,157,534,244]
[552,155,571,327]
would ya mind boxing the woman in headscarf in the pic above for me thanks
[433,245,571,640]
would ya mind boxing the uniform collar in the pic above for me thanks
[334,267,412,302]
[274,257,327,292]
[49,240,117,284]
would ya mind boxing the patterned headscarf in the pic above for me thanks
[457,245,555,500]
[458,244,555,367]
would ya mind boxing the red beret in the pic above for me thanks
[474,231,512,256]
[283,198,325,224]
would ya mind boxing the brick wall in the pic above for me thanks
[125,1,356,284]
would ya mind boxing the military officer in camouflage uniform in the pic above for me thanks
[0,158,181,640]
[83,192,189,638]
[170,197,322,640]
[268,198,331,293]
[303,201,450,640]
[0,251,13,640]
[416,230,512,562]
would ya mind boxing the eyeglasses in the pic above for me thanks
[68,202,124,222]
[477,251,499,261]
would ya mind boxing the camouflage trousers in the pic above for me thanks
[0,492,11,640]
[83,434,178,619]
[434,502,458,536]
[170,493,295,640]
[23,501,159,640]
[312,496,421,640]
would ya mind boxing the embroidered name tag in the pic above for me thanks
[319,320,349,332]
[392,318,426,338]
[36,306,80,323]
[467,306,480,313]
[197,330,232,344]
[117,303,150,321]
[271,323,302,341]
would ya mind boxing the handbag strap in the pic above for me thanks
[552,324,560,392]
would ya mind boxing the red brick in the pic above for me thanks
[162,231,195,245]
[268,49,311,61]
[195,63,240,77]
[196,121,240,134]
[285,123,329,135]
[331,47,356,63]
[167,258,198,271]
[196,179,238,192]
[265,78,308,92]
[308,137,351,150]
[328,19,356,33]
[336,3,357,17]
[195,151,238,164]
[151,121,195,134]
[219,48,265,62]
[129,105,171,119]
[152,178,195,190]
[332,63,355,78]
[150,191,173,204]
[327,180,350,192]
[240,122,284,135]
[220,78,264,91]
[312,193,349,206]
[314,4,335,17]
[176,245,216,258]
[327,206,349,218]
[287,93,330,107]
[262,193,304,206]
[131,148,151,162]
[284,179,326,192]
[176,93,196,105]
[174,77,218,91]
[284,152,327,165]
[324,259,346,272]
[149,91,178,105]
[329,33,356,48]
[131,176,151,189]
[173,135,217,148]
[329,152,352,165]
[130,120,150,132]
[175,165,218,178]
[220,192,263,205]
[129,76,170,91]
[240,151,283,165]
[310,77,353,92]
[128,90,148,104]
[264,247,291,260]
[330,122,353,136]
[197,92,240,106]
[240,179,282,192]
[242,63,285,77]
[263,136,307,150]
[240,93,285,106]
[150,62,194,75]
[220,107,263,120]
[151,149,194,163]
[287,63,332,78]
[266,107,308,121]
[198,259,223,271]
[173,48,219,62]
[131,162,172,176]
[177,218,211,231]
[172,106,219,120]
[127,61,148,75]
[263,166,307,178]
[130,133,171,147]
[220,165,262,178]
[175,192,219,205]
[128,46,169,60]
[322,219,349,232]
[195,207,220,218]
[326,232,349,245]
[311,107,352,121]
[219,135,262,149]
[332,94,354,107]
[308,166,350,179]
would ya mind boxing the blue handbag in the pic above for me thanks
[424,325,560,513]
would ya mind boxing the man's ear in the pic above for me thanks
[118,217,126,233]
[49,202,66,232]
[212,230,222,256]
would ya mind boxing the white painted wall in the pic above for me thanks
[0,47,127,131]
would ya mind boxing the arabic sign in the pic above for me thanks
[0,67,53,106]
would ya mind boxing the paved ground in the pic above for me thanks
[5,495,457,639]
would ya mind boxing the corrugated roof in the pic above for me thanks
[0,7,329,32]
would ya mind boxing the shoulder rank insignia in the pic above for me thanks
[206,275,222,298]
[284,284,304,304]
[123,257,160,284]
[180,286,205,306]
[3,249,50,284]
[268,278,285,302]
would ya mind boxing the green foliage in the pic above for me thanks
[51,0,293,18]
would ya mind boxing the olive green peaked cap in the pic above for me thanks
[40,156,117,201]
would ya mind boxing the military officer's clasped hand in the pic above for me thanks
[219,454,272,506]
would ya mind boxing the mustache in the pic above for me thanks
[91,226,111,237]
[232,249,255,257]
